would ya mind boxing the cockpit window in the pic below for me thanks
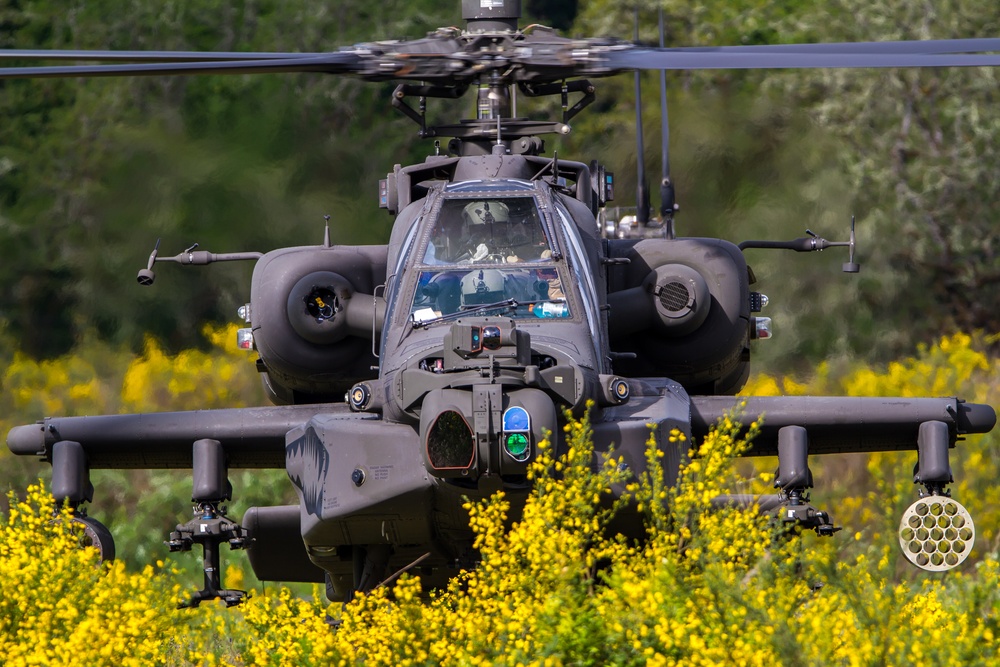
[410,267,570,322]
[422,197,551,265]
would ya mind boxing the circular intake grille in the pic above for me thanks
[658,281,691,312]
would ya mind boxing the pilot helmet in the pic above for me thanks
[460,268,506,305]
[463,200,509,226]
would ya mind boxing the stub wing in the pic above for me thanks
[690,395,995,456]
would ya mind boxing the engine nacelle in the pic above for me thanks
[251,245,387,404]
[607,237,750,395]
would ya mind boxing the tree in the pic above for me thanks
[774,0,1000,337]
[0,0,454,356]
[567,0,1000,370]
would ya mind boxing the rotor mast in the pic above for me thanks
[465,0,518,136]
[462,0,521,34]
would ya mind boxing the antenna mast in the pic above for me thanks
[658,6,676,238]
[634,6,650,225]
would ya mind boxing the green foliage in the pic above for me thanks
[2,0,998,365]
[570,0,1000,369]
[763,0,1000,353]
[0,0,452,355]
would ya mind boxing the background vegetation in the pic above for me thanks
[0,0,997,367]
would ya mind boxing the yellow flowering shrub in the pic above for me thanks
[3,352,115,418]
[0,337,126,479]
[227,409,1000,666]
[122,323,264,411]
[0,484,187,666]
[0,324,273,583]
[3,408,1000,664]
[3,331,1000,664]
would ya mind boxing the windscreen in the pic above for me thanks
[422,197,551,265]
[410,267,570,322]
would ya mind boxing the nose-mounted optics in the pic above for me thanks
[481,325,502,350]
[502,406,532,462]
[426,409,476,471]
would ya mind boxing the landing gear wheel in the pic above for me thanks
[71,515,116,562]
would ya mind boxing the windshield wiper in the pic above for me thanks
[410,298,567,329]
[411,299,519,329]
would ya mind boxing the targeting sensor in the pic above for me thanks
[425,410,476,471]
[501,406,532,463]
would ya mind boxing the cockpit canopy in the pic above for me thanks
[422,196,551,265]
[408,193,572,323]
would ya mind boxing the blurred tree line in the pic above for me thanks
[0,0,457,356]
[0,0,997,374]
[568,0,1000,372]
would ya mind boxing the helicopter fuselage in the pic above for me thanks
[265,160,696,594]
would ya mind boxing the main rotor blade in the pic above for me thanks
[3,35,998,83]
[607,48,1000,71]
[0,53,365,79]
[662,37,1000,56]
[0,49,330,62]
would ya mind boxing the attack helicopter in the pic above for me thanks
[4,0,999,606]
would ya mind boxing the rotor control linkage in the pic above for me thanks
[773,426,840,536]
[136,239,262,286]
[169,439,249,608]
[738,216,860,273]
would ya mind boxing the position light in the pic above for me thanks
[502,406,531,462]
[348,383,371,411]
[752,317,772,340]
[236,328,254,350]
[505,433,529,460]
[611,378,630,402]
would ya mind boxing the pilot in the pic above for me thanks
[425,199,550,264]
[457,200,510,263]
[460,268,507,306]
[534,265,565,301]
[500,208,550,262]
[423,272,462,315]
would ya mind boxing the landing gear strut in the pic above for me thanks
[168,439,249,607]
[773,426,840,536]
